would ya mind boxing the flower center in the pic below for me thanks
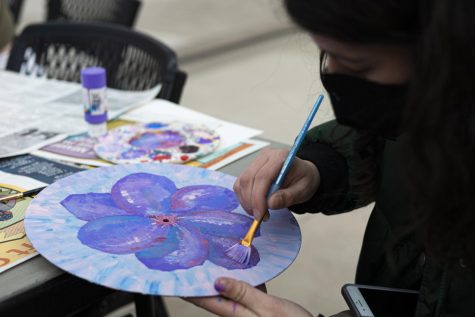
[149,214,177,226]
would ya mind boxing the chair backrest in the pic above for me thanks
[6,22,187,103]
[7,0,23,24]
[47,0,141,27]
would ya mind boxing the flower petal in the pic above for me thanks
[170,185,238,213]
[135,223,208,271]
[179,211,259,239]
[61,193,129,221]
[78,215,169,254]
[206,235,260,269]
[111,173,177,215]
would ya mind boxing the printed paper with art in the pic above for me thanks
[25,164,301,296]
[0,185,38,273]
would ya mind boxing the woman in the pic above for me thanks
[188,0,475,316]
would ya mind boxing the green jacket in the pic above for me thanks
[292,120,475,317]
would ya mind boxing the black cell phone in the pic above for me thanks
[341,284,419,317]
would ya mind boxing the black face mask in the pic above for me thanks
[320,53,408,139]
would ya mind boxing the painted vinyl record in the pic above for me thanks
[24,163,301,297]
[94,122,220,164]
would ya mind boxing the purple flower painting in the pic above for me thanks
[60,172,260,271]
[25,163,301,296]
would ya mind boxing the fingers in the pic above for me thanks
[234,150,320,219]
[234,148,288,219]
[267,178,309,209]
[188,279,313,317]
[215,277,275,314]
[268,159,320,209]
[186,296,257,317]
[234,151,270,215]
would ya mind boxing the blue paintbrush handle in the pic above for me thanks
[267,182,281,199]
[270,94,324,193]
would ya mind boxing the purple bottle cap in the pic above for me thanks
[81,67,106,89]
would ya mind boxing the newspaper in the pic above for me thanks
[0,71,160,158]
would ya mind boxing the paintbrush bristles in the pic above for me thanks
[225,243,251,265]
[225,216,263,264]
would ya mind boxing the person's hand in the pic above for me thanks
[234,148,320,220]
[186,277,313,317]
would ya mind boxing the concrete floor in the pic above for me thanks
[17,1,372,316]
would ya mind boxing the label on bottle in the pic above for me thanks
[83,88,108,124]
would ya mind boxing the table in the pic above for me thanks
[0,140,288,316]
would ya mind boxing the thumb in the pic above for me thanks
[215,277,270,312]
[267,189,296,209]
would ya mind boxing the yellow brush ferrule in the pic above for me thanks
[240,211,268,247]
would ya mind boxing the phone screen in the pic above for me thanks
[359,287,418,317]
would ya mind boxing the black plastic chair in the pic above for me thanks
[7,0,23,24]
[7,22,187,103]
[47,0,141,27]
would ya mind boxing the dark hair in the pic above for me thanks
[285,0,475,267]
[285,0,419,43]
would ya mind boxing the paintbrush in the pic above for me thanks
[0,186,47,203]
[225,94,324,265]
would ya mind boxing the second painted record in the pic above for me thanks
[94,122,220,164]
